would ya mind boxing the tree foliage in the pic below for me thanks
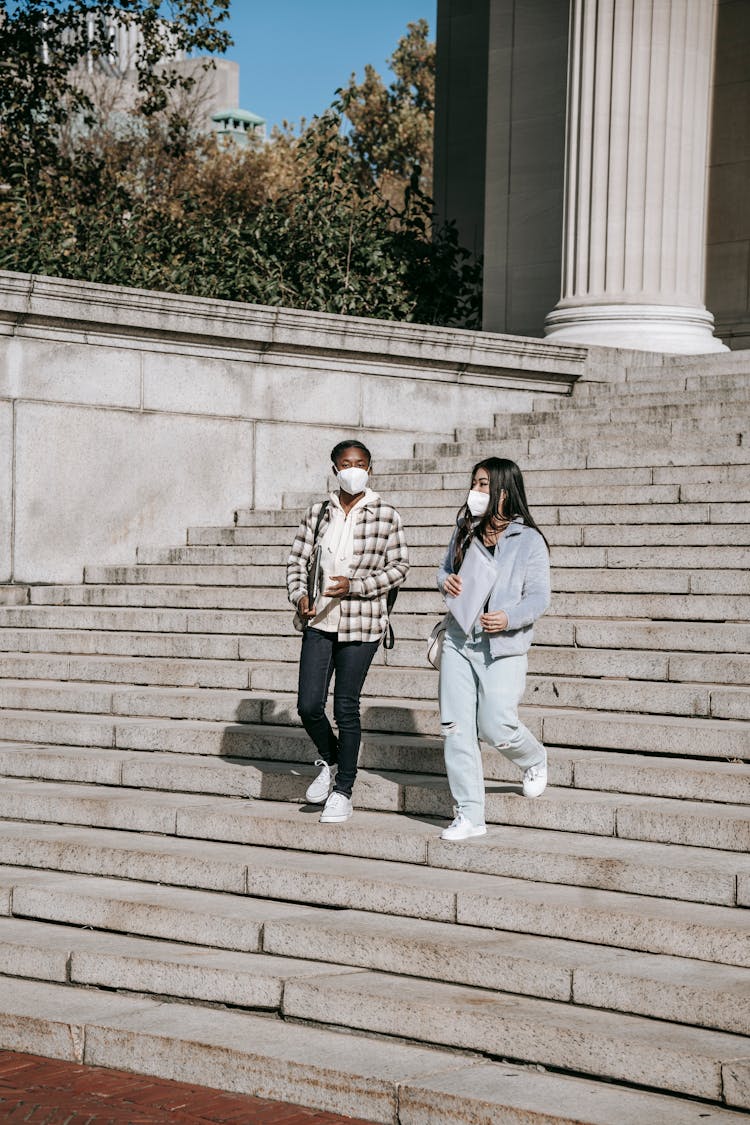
[342,19,435,201]
[0,0,232,179]
[0,6,481,328]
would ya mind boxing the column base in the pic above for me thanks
[544,303,728,354]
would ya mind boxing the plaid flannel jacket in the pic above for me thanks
[286,494,410,642]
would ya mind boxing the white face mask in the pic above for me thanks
[466,489,490,517]
[336,466,369,495]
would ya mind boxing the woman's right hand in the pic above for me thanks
[443,574,462,597]
[298,595,317,619]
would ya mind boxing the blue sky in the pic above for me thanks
[223,1,436,131]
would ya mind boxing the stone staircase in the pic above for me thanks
[0,352,748,1123]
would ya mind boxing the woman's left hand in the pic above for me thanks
[480,610,509,633]
[324,575,350,597]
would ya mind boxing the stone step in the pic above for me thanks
[577,523,750,545]
[2,866,321,951]
[29,583,291,608]
[532,393,750,423]
[373,472,750,508]
[378,465,658,490]
[240,634,749,685]
[0,627,245,660]
[284,483,685,509]
[1,625,746,702]
[527,389,750,422]
[281,967,750,1104]
[0,586,29,606]
[0,975,464,1124]
[580,376,750,407]
[187,520,750,547]
[71,555,610,590]
[131,542,750,573]
[538,707,749,760]
[562,502,749,524]
[533,380,750,413]
[372,473,750,503]
[405,781,750,850]
[0,820,746,964]
[685,482,750,504]
[0,765,746,886]
[76,559,750,596]
[0,977,744,1125]
[0,604,457,642]
[3,691,745,759]
[412,435,750,469]
[0,630,701,683]
[480,415,744,447]
[246,660,733,718]
[1,875,746,1036]
[2,735,748,805]
[0,915,347,1010]
[0,786,736,912]
[263,908,750,1037]
[232,500,746,527]
[571,619,750,653]
[375,456,750,485]
[2,910,747,1106]
[0,769,746,855]
[0,605,295,635]
[474,406,750,447]
[0,651,252,689]
[486,411,745,442]
[548,591,750,620]
[71,571,445,609]
[550,568,749,594]
[26,584,440,611]
[1,606,748,655]
[575,359,750,393]
[44,581,750,621]
[639,348,750,368]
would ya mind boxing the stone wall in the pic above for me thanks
[0,271,587,584]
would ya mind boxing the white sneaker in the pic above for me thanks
[440,810,487,841]
[320,791,353,824]
[305,760,335,804]
[523,761,548,798]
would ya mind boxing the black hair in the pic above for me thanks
[452,457,548,570]
[330,439,372,467]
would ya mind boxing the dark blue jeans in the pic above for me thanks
[297,627,380,798]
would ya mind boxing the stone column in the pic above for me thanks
[545,0,727,353]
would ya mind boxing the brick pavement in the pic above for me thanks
[0,1051,377,1124]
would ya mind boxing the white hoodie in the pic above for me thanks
[310,487,379,632]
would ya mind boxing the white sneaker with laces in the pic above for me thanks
[305,760,335,804]
[523,761,548,798]
[440,810,487,841]
[320,791,353,824]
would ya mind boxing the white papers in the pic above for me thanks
[444,538,497,633]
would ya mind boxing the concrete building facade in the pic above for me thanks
[434,0,750,352]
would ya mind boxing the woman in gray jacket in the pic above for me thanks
[436,457,551,841]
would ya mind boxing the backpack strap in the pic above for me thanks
[383,585,398,650]
[311,500,329,544]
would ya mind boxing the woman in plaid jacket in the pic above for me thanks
[286,440,409,824]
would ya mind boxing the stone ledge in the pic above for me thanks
[0,270,587,390]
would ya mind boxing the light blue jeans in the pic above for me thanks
[438,621,546,827]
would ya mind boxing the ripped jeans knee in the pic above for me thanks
[440,720,458,738]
